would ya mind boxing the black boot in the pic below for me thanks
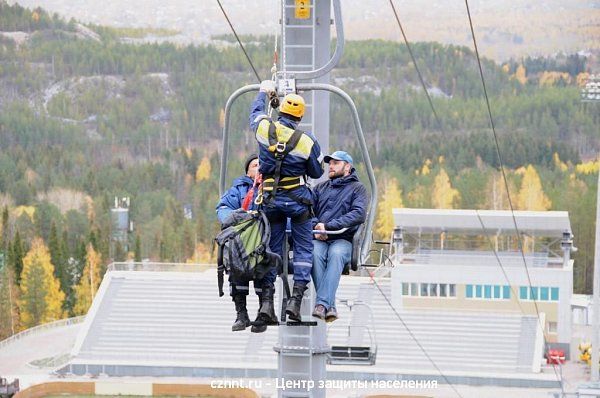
[258,286,278,325]
[251,294,267,333]
[232,294,251,332]
[285,284,307,322]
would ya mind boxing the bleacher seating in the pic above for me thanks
[62,270,538,376]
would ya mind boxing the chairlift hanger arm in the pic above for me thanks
[296,82,377,263]
[289,0,344,81]
[220,83,376,264]
[219,83,260,196]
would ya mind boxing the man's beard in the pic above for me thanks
[329,170,344,179]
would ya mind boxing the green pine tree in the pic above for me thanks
[9,231,24,285]
[0,258,18,339]
[134,235,142,262]
[1,206,9,251]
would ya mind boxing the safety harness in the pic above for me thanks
[259,121,313,223]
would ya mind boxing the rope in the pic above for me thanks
[386,0,442,130]
[463,0,565,393]
[216,0,261,82]
[364,251,465,398]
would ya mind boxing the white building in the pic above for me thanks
[390,208,574,349]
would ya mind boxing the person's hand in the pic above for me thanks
[259,80,276,94]
[314,222,327,241]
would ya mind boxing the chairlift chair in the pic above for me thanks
[326,300,377,365]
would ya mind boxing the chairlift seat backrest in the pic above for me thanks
[342,223,365,274]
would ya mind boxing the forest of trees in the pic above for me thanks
[0,1,597,339]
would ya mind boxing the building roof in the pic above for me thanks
[393,208,571,237]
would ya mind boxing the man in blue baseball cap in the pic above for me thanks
[311,150,368,322]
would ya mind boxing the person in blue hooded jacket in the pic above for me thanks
[311,151,368,322]
[216,153,259,224]
[249,80,324,322]
[216,154,271,333]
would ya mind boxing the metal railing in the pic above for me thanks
[402,249,560,268]
[0,316,85,350]
[108,262,214,272]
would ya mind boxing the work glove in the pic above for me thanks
[259,80,276,94]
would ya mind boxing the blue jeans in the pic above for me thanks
[312,239,352,309]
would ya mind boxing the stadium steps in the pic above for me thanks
[68,272,537,375]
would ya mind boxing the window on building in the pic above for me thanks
[520,286,528,300]
[410,283,418,296]
[466,284,473,298]
[548,322,557,334]
[466,284,509,300]
[430,283,438,297]
[519,286,560,302]
[475,285,482,298]
[402,283,456,298]
[439,284,447,297]
[530,287,538,300]
[493,285,501,299]
[484,285,492,299]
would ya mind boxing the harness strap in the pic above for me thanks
[263,176,303,191]
[217,245,225,297]
[265,121,304,204]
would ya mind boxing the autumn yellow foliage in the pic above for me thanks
[73,244,102,316]
[576,160,600,175]
[553,153,568,172]
[539,71,571,87]
[516,165,551,211]
[512,64,527,85]
[418,159,432,176]
[18,238,65,328]
[187,242,216,264]
[432,168,460,209]
[485,173,514,210]
[219,108,226,129]
[375,177,404,239]
[196,156,212,182]
[407,185,429,208]
[13,206,35,220]
[577,72,590,87]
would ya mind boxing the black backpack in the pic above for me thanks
[215,209,281,296]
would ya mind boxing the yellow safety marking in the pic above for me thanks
[295,0,310,19]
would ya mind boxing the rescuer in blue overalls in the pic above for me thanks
[249,80,324,321]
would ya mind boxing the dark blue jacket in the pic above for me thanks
[249,92,323,180]
[313,170,368,241]
[216,175,257,224]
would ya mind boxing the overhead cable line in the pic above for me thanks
[216,0,262,82]
[475,211,528,315]
[463,1,565,393]
[387,0,442,130]
[367,251,464,398]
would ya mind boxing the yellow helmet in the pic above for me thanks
[280,93,305,118]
